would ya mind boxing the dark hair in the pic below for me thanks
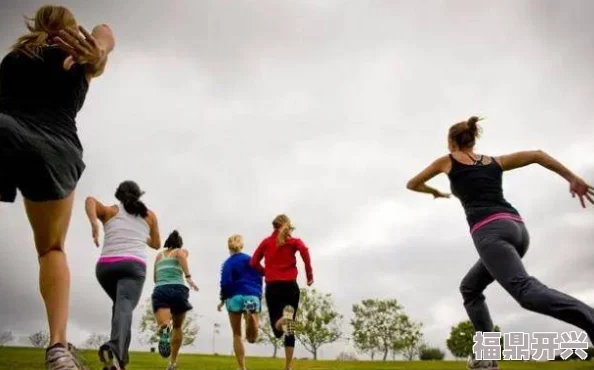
[115,180,148,218]
[164,230,183,249]
[448,116,482,149]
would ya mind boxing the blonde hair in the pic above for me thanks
[11,5,77,60]
[272,214,293,247]
[228,234,244,253]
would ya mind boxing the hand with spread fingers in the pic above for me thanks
[569,176,594,208]
[54,25,106,69]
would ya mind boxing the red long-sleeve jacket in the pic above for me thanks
[250,231,313,284]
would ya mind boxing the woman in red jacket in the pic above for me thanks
[250,214,314,370]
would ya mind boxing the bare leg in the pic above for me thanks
[171,312,186,364]
[284,346,294,370]
[245,312,259,344]
[155,308,172,330]
[229,313,246,370]
[24,193,75,347]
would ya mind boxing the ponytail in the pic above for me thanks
[448,115,484,150]
[272,214,293,247]
[121,197,148,218]
[115,180,148,218]
[277,223,291,246]
[11,31,50,59]
[164,230,183,249]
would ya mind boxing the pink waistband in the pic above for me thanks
[98,256,146,265]
[471,212,523,234]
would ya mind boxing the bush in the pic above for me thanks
[419,346,446,360]
[336,351,358,361]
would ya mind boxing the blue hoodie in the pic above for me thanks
[219,252,263,301]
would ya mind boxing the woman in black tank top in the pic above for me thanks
[407,116,594,369]
[0,6,115,370]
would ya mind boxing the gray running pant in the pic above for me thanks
[96,260,146,366]
[460,219,594,342]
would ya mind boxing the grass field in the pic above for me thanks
[0,347,592,370]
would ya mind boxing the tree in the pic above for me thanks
[351,299,417,361]
[398,316,424,360]
[446,320,501,359]
[29,330,49,348]
[84,333,110,349]
[138,298,199,347]
[295,288,342,360]
[0,331,14,347]
[419,345,446,360]
[256,298,282,358]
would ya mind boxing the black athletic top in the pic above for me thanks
[0,46,89,149]
[447,153,520,229]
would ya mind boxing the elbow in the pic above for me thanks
[533,149,547,164]
[406,180,417,191]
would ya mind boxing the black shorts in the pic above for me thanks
[265,281,300,339]
[152,284,193,315]
[0,113,85,203]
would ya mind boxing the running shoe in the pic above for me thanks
[244,299,257,314]
[98,344,123,370]
[45,344,87,370]
[281,305,295,336]
[158,323,172,358]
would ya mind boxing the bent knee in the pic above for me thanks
[37,243,65,258]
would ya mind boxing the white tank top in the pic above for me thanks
[101,204,150,263]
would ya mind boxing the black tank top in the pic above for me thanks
[447,154,520,229]
[0,46,89,149]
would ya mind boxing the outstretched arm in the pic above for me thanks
[406,156,451,198]
[296,240,314,286]
[497,150,594,207]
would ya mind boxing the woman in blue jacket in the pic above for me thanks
[218,234,263,370]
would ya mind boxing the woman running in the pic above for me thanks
[0,5,114,369]
[85,181,161,370]
[218,234,263,370]
[407,116,594,369]
[152,230,199,370]
[250,214,314,370]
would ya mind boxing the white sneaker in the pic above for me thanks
[281,305,295,336]
[45,344,86,370]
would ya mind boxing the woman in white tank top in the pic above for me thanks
[85,180,161,370]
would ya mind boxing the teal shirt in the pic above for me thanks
[155,250,185,287]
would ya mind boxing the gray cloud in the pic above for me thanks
[1,0,593,360]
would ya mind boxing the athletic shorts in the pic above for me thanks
[0,112,85,203]
[225,295,261,314]
[151,284,193,315]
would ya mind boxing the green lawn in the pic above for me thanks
[0,347,591,370]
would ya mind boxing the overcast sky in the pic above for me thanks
[1,0,593,361]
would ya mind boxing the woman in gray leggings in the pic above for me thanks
[85,181,161,370]
[407,116,594,370]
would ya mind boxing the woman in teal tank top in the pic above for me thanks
[151,230,198,370]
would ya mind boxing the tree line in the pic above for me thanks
[5,287,593,361]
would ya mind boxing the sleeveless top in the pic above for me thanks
[0,46,89,148]
[100,204,150,264]
[447,154,520,230]
[155,250,185,287]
